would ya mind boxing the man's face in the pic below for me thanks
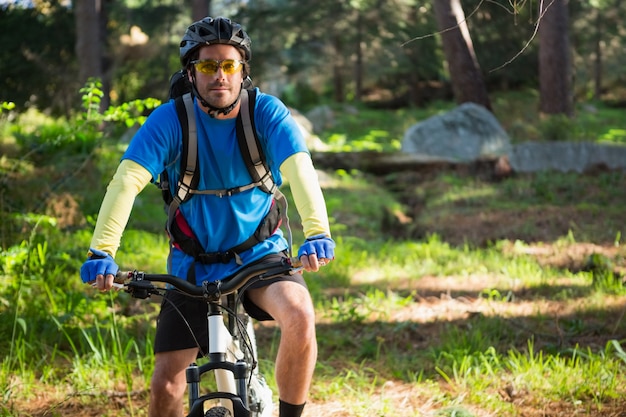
[189,44,245,118]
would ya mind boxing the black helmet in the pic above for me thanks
[180,17,251,66]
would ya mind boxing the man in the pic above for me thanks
[80,16,335,417]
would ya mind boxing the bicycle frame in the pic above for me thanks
[116,258,298,417]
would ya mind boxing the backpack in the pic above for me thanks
[160,70,292,269]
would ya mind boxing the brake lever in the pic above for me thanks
[91,282,126,290]
[126,280,158,299]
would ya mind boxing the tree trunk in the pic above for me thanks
[433,0,492,111]
[593,8,602,100]
[354,10,363,102]
[191,0,211,21]
[310,150,502,177]
[99,0,111,109]
[74,0,103,86]
[332,35,345,102]
[538,0,573,116]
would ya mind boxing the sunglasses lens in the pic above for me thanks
[195,60,219,74]
[193,59,243,75]
[221,60,241,74]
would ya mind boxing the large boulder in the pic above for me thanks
[402,102,511,162]
[305,105,336,134]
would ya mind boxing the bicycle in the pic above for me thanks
[114,257,302,417]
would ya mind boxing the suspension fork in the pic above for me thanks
[186,301,249,415]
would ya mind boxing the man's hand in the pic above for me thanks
[80,248,119,291]
[297,234,335,272]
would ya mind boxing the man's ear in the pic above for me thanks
[241,62,251,80]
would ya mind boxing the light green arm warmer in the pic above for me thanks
[89,159,153,257]
[280,152,331,238]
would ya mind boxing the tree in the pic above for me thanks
[74,0,110,109]
[569,0,624,101]
[538,0,573,116]
[433,0,491,110]
[5,0,620,113]
[191,0,211,21]
[0,3,75,114]
[74,0,102,85]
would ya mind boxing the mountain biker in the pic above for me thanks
[79,16,335,417]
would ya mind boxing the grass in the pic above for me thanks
[1,89,626,416]
[319,100,455,152]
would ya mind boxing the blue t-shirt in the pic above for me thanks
[122,88,309,284]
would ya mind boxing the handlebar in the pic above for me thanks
[114,258,302,300]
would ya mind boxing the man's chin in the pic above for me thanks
[207,92,232,104]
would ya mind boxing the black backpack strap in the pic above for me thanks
[175,93,199,204]
[237,89,277,195]
[166,93,197,241]
[236,89,292,258]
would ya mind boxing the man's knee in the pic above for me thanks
[278,298,316,339]
[151,367,184,398]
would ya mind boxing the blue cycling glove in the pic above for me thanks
[80,248,119,283]
[298,234,336,260]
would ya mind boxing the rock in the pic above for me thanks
[402,102,511,162]
[289,107,329,152]
[509,142,626,173]
[305,105,335,134]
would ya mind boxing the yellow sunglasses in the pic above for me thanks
[191,59,245,75]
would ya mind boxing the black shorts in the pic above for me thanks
[153,253,307,353]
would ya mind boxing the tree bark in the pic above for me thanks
[354,10,363,102]
[538,0,573,116]
[74,0,103,86]
[593,8,603,100]
[433,0,492,111]
[332,35,345,102]
[310,150,502,177]
[99,0,111,109]
[191,0,211,21]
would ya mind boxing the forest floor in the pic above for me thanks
[12,168,626,417]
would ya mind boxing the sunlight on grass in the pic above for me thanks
[424,175,500,208]
[504,341,626,406]
[599,128,626,144]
